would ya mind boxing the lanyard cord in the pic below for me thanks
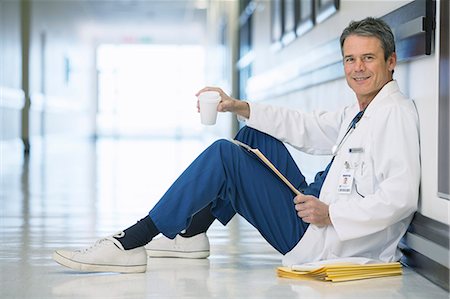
[349,109,365,129]
[332,109,366,156]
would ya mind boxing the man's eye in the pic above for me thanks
[363,56,374,61]
[344,57,354,63]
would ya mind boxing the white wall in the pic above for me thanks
[0,0,22,89]
[28,1,98,138]
[0,1,23,94]
[0,0,24,158]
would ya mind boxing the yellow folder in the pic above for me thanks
[277,262,402,282]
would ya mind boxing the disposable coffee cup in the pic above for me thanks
[198,91,221,125]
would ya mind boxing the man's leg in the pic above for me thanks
[234,126,308,192]
[173,126,309,239]
[180,203,216,237]
[150,126,309,254]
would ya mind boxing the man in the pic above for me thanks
[53,17,420,273]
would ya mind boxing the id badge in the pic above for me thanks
[338,162,354,194]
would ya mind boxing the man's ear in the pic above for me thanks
[388,52,397,72]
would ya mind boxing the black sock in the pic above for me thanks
[115,215,159,250]
[180,203,216,238]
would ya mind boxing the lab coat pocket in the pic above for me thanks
[349,154,374,198]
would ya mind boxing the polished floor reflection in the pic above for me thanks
[1,137,448,298]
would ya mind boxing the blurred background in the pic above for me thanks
[1,0,238,146]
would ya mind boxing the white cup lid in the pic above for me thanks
[199,91,220,100]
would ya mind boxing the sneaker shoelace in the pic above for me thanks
[76,232,124,253]
[78,238,110,253]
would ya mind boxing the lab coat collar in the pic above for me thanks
[361,80,400,118]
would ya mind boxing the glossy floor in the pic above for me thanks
[1,137,448,299]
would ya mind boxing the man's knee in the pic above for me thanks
[209,139,236,155]
[235,126,284,148]
[236,125,259,134]
[235,126,267,141]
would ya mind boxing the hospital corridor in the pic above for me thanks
[1,0,449,298]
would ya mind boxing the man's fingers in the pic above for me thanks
[294,193,316,202]
[297,210,307,218]
[195,86,219,96]
[293,194,306,204]
[294,203,307,212]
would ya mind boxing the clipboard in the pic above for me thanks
[232,139,301,196]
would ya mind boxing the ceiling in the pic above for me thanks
[79,0,208,25]
[31,0,210,44]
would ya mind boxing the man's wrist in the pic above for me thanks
[326,208,332,226]
[236,101,250,119]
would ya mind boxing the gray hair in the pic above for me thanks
[340,17,396,61]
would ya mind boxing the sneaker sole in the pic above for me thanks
[146,249,209,259]
[53,251,147,273]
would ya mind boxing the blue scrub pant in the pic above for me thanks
[149,126,330,255]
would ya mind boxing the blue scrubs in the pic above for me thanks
[149,126,330,254]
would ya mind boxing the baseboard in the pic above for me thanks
[400,213,450,291]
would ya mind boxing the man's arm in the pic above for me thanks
[197,86,347,155]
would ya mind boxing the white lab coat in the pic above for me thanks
[245,80,420,266]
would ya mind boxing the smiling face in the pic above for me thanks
[342,35,397,109]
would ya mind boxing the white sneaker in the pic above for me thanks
[53,233,147,273]
[145,233,210,259]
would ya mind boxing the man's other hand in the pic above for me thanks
[294,194,332,227]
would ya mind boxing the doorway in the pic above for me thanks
[96,44,206,138]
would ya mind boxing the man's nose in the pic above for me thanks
[354,58,366,71]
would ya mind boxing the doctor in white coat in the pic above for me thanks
[234,75,420,266]
[206,17,421,266]
[53,17,420,273]
[208,16,420,265]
